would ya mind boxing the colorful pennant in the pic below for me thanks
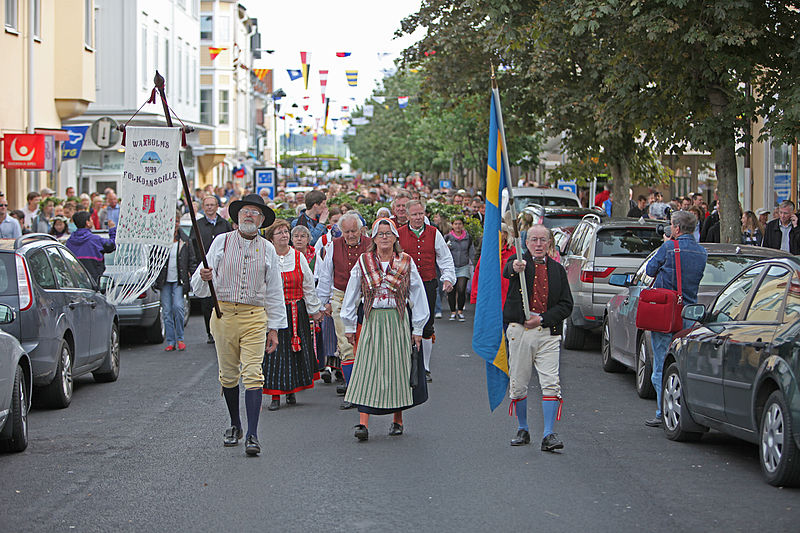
[287,69,302,81]
[253,68,271,80]
[345,70,358,87]
[300,51,310,90]
[209,47,227,60]
[319,70,329,104]
[398,96,409,109]
[336,52,351,57]
[363,104,374,117]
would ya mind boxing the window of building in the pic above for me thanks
[84,0,93,48]
[152,30,159,72]
[217,14,229,42]
[5,0,18,32]
[200,89,212,124]
[141,26,148,87]
[176,41,182,102]
[164,37,169,92]
[200,14,212,40]
[218,90,229,125]
[33,0,40,38]
[191,0,199,17]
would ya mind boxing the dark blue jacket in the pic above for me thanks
[645,234,707,305]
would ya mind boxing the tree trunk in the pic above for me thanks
[709,87,741,244]
[608,154,632,218]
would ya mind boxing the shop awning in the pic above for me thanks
[34,128,70,141]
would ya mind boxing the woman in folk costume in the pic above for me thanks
[291,224,331,381]
[341,218,429,441]
[262,219,324,411]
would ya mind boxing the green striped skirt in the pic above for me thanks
[344,308,414,410]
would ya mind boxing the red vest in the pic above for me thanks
[332,235,371,291]
[398,224,437,281]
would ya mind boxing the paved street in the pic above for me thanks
[1,306,798,532]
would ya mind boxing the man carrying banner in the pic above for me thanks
[316,212,370,408]
[191,194,287,456]
[398,200,455,381]
[503,225,573,452]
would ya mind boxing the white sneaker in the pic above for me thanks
[434,312,442,319]
[457,312,465,322]
[449,313,456,321]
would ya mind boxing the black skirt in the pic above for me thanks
[263,299,319,395]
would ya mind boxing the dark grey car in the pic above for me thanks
[0,234,120,408]
[0,304,31,452]
[602,244,791,398]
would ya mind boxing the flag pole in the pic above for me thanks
[491,70,531,322]
[153,71,223,319]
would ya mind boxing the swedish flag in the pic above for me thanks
[472,88,510,411]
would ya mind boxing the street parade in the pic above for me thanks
[1,0,800,531]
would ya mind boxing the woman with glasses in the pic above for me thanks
[262,219,324,411]
[341,218,429,441]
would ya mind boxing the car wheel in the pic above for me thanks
[636,334,656,399]
[759,390,800,487]
[41,339,73,408]
[562,316,585,350]
[93,322,120,383]
[662,362,702,442]
[145,308,165,344]
[601,317,624,372]
[0,364,29,452]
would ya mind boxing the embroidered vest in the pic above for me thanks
[398,224,436,281]
[358,252,412,320]
[332,235,370,291]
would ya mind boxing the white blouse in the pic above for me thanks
[276,247,323,315]
[341,258,429,336]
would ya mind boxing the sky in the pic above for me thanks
[247,0,424,136]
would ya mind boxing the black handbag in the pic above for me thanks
[410,343,420,389]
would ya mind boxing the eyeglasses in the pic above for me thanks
[239,208,262,217]
[272,229,290,235]
[375,232,395,238]
[0,204,7,207]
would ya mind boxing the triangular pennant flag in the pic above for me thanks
[319,70,329,104]
[345,70,358,87]
[287,69,302,81]
[336,52,351,57]
[253,68,271,80]
[363,104,374,117]
[341,105,349,112]
[300,52,310,90]
[373,96,385,104]
[398,96,409,109]
[209,47,227,60]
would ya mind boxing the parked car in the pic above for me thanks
[502,187,581,214]
[602,244,791,398]
[560,216,664,349]
[661,257,800,486]
[521,204,607,231]
[0,304,31,452]
[0,234,119,408]
[99,230,188,343]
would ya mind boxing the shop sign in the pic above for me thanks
[2,133,46,169]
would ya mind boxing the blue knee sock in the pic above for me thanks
[222,386,241,430]
[514,398,528,431]
[244,388,262,439]
[542,399,559,438]
[342,361,353,385]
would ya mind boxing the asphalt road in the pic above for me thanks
[1,305,798,532]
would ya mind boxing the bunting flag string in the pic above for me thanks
[300,51,310,90]
[319,70,329,104]
[209,47,227,60]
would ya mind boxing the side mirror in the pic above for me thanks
[609,273,633,287]
[98,275,111,295]
[682,303,705,322]
[0,303,16,324]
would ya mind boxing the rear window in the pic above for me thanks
[0,253,15,295]
[543,215,588,230]
[701,255,762,287]
[515,195,579,211]
[595,228,662,257]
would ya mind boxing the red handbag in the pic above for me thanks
[636,239,684,333]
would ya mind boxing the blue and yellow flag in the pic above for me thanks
[472,88,510,411]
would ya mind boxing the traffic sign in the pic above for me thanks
[90,117,120,148]
[557,180,577,195]
[254,167,276,200]
[439,179,453,190]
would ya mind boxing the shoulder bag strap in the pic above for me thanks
[673,238,682,304]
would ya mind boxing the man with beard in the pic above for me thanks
[192,194,287,456]
[398,200,455,382]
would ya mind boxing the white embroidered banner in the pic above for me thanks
[106,126,181,304]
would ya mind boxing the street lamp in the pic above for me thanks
[271,88,286,169]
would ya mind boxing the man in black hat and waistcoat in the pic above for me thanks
[191,194,287,456]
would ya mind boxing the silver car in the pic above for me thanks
[0,304,31,452]
[502,187,581,214]
[602,244,791,398]
[561,216,664,349]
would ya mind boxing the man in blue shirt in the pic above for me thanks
[0,197,22,239]
[644,210,707,427]
[99,191,121,229]
[291,190,328,246]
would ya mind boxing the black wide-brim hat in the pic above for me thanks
[228,193,276,228]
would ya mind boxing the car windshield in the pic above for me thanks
[0,254,15,295]
[701,255,761,287]
[595,227,662,257]
[515,196,579,211]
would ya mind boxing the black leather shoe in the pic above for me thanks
[223,426,243,447]
[286,393,296,405]
[336,384,348,396]
[510,429,531,446]
[339,400,354,410]
[541,433,564,452]
[645,416,663,427]
[425,371,432,383]
[245,435,261,456]
[334,369,344,384]
[321,369,332,383]
[267,399,280,411]
[389,422,404,436]
[207,334,215,344]
[354,424,368,441]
